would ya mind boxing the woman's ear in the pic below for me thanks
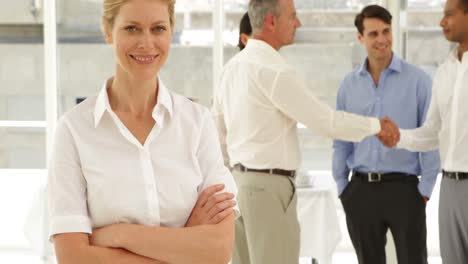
[104,31,113,44]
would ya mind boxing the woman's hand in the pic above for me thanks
[185,184,236,227]
[90,223,124,248]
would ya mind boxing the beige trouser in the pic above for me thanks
[232,170,300,264]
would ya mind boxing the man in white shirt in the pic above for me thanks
[212,0,398,263]
[379,0,468,262]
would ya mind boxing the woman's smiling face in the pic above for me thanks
[105,0,173,80]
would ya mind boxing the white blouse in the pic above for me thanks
[48,78,239,239]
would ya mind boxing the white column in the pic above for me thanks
[212,0,224,95]
[43,0,58,262]
[383,0,407,59]
[400,0,408,60]
[43,0,57,162]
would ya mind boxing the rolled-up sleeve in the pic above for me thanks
[47,118,92,241]
[196,109,240,218]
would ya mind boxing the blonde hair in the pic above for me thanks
[101,0,176,35]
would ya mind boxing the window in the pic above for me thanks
[0,1,47,260]
[406,0,453,75]
[0,1,45,169]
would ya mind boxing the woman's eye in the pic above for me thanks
[125,26,138,32]
[153,26,167,32]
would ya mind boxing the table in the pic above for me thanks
[297,187,342,264]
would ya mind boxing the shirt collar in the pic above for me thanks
[358,53,402,75]
[245,39,284,60]
[449,46,468,63]
[388,54,402,73]
[153,78,173,128]
[94,79,112,128]
[94,77,173,128]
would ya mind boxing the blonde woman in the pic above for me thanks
[48,0,238,263]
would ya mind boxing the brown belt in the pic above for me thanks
[233,164,296,178]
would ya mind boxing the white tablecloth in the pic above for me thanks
[297,187,342,264]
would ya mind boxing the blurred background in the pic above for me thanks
[0,0,449,263]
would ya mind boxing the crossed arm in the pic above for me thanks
[53,184,236,264]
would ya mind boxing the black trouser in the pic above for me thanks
[340,174,428,264]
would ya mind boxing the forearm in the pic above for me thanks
[398,128,439,152]
[60,246,166,264]
[270,71,369,141]
[273,81,380,142]
[54,234,166,264]
[117,215,235,264]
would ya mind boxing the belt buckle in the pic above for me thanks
[368,172,381,182]
[455,172,460,181]
[268,169,274,175]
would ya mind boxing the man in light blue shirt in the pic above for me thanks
[332,5,440,264]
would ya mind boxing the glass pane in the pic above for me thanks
[0,0,45,121]
[295,0,379,9]
[0,43,44,121]
[408,0,444,9]
[56,0,110,116]
[0,128,45,169]
[222,0,380,10]
[0,0,45,170]
[406,5,452,76]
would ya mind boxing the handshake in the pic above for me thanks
[377,117,400,147]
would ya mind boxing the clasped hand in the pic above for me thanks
[377,117,400,147]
